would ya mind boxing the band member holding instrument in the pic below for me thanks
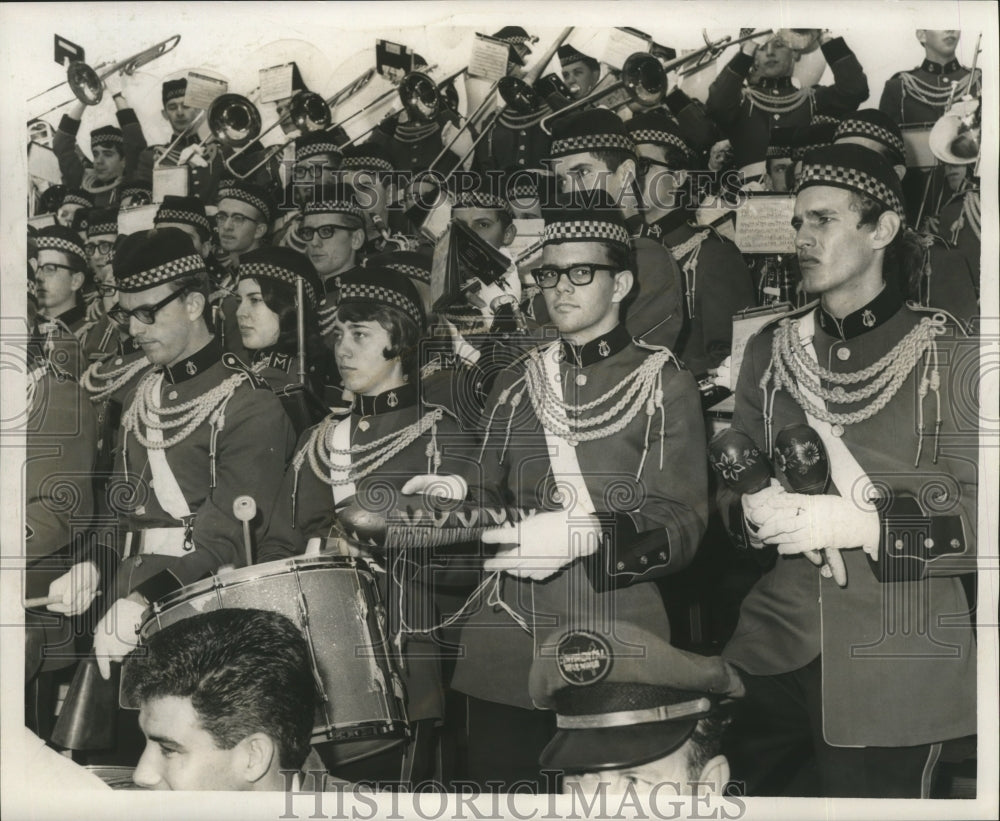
[123,609,340,790]
[719,144,977,797]
[80,208,123,362]
[449,193,707,791]
[626,110,755,376]
[706,31,868,181]
[46,228,297,681]
[558,44,602,101]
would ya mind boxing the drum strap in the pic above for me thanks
[795,313,877,515]
[329,416,357,506]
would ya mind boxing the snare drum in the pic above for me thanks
[136,556,408,745]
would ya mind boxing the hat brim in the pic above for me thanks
[539,718,697,773]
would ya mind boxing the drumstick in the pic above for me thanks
[23,590,102,609]
[232,496,257,567]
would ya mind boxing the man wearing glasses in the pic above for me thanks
[213,179,275,273]
[80,208,125,362]
[298,189,367,295]
[46,228,297,682]
[448,193,708,790]
[626,111,755,378]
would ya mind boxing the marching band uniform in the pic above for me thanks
[53,113,147,207]
[879,56,981,126]
[933,186,981,291]
[720,146,976,797]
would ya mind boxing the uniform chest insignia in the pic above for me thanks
[387,391,399,408]
[861,309,876,328]
[185,360,198,376]
[598,340,611,357]
[646,224,661,238]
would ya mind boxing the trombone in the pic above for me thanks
[30,35,182,119]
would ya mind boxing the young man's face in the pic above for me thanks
[561,61,600,99]
[215,197,267,254]
[235,277,282,351]
[293,158,339,205]
[133,695,248,791]
[754,38,797,79]
[301,213,363,278]
[551,152,633,202]
[56,203,85,229]
[792,186,882,298]
[538,241,630,344]
[562,743,729,797]
[452,207,514,249]
[331,317,405,396]
[635,144,684,212]
[85,232,117,281]
[943,163,968,192]
[35,250,84,317]
[162,99,197,134]
[117,283,201,366]
[92,145,125,183]
[766,157,794,193]
[918,30,960,59]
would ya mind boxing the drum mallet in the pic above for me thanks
[232,496,257,567]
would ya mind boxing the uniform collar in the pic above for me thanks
[558,324,631,367]
[920,58,961,75]
[352,382,416,416]
[648,209,690,240]
[252,348,294,372]
[757,75,795,92]
[163,338,221,384]
[816,283,902,340]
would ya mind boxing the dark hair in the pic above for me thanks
[847,190,922,299]
[122,608,316,771]
[590,149,635,174]
[685,712,731,781]
[336,301,421,381]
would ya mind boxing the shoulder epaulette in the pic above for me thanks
[904,302,970,337]
[222,352,269,389]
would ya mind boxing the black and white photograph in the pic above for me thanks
[1,2,996,819]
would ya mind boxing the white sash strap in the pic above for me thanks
[797,313,877,514]
[141,373,194,557]
[538,344,596,515]
[329,416,356,506]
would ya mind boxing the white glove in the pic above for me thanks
[93,596,147,679]
[178,144,208,168]
[710,356,733,391]
[441,121,475,170]
[102,71,124,98]
[741,479,787,549]
[401,474,469,502]
[482,510,602,582]
[46,562,99,616]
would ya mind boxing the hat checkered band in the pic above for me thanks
[217,187,271,222]
[62,192,92,208]
[339,281,422,325]
[628,129,691,157]
[798,162,905,222]
[835,120,905,157]
[87,221,117,237]
[551,133,636,157]
[238,261,318,306]
[155,208,211,234]
[304,200,363,220]
[385,262,431,285]
[543,219,629,246]
[91,132,123,147]
[296,140,342,160]
[118,253,206,291]
[37,235,86,260]
[120,183,150,197]
[341,155,393,173]
[454,191,509,212]
[164,87,186,102]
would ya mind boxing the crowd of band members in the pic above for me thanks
[21,26,981,798]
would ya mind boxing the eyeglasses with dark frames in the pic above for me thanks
[214,211,259,228]
[85,241,115,257]
[108,288,187,326]
[297,223,356,242]
[530,263,618,289]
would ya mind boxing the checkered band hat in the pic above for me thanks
[237,246,323,308]
[303,183,363,221]
[91,126,123,150]
[834,109,906,166]
[162,78,187,105]
[295,131,343,163]
[155,195,212,241]
[216,180,275,224]
[61,189,95,209]
[542,190,630,248]
[119,179,152,203]
[86,207,118,238]
[549,109,636,160]
[35,225,87,269]
[797,143,907,225]
[492,27,533,46]
[626,110,693,161]
[558,44,599,70]
[340,144,394,174]
[113,228,206,292]
[366,250,432,286]
[337,267,425,329]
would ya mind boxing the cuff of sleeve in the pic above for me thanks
[728,51,755,77]
[133,569,184,605]
[584,513,668,590]
[116,108,139,126]
[820,36,851,63]
[58,114,81,136]
[870,496,967,582]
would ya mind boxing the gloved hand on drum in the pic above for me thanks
[482,509,603,582]
[93,594,148,679]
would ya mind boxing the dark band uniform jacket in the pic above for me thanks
[721,288,977,747]
[53,110,147,207]
[878,58,981,125]
[450,323,708,709]
[706,37,868,171]
[257,383,493,723]
[34,304,97,381]
[112,339,296,603]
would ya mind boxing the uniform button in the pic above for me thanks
[575,373,587,386]
[774,114,780,120]
[658,551,667,560]
[837,347,851,361]
[893,539,904,551]
[639,555,648,565]
[168,390,178,400]
[616,561,625,571]
[114,357,123,365]
[520,130,526,136]
[923,538,935,549]
[950,538,961,549]
[518,158,525,166]
[518,144,526,150]
[358,420,370,432]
